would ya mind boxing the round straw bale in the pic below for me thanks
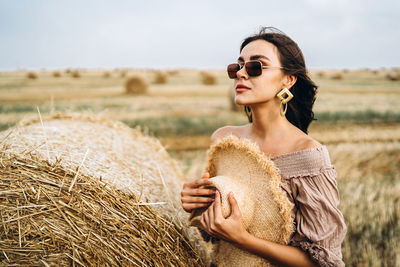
[26,72,38,79]
[153,71,168,84]
[120,71,127,78]
[125,76,148,94]
[103,71,111,78]
[1,113,185,219]
[71,71,81,78]
[331,72,343,80]
[52,71,61,78]
[386,71,400,81]
[229,87,241,111]
[0,113,206,265]
[200,71,217,85]
[0,154,203,265]
[167,70,179,76]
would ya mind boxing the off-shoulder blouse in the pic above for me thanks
[271,145,347,267]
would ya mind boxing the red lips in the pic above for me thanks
[236,84,250,89]
[236,84,250,93]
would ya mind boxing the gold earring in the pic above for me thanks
[277,88,294,117]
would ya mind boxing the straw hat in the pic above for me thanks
[189,135,294,267]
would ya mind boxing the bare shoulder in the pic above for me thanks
[210,125,247,144]
[298,135,322,150]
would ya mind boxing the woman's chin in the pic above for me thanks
[234,96,249,106]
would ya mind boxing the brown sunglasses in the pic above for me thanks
[227,60,284,79]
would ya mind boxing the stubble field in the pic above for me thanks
[1,68,399,266]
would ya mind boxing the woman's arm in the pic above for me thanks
[200,191,318,267]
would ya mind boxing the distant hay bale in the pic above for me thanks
[125,75,148,94]
[52,71,61,78]
[71,71,81,78]
[317,71,325,78]
[386,71,400,81]
[26,72,38,79]
[331,72,343,80]
[65,69,71,74]
[200,71,217,85]
[153,71,168,84]
[0,113,205,266]
[120,71,127,78]
[167,70,179,76]
[103,71,111,78]
[229,87,241,111]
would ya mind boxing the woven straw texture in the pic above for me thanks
[190,135,294,266]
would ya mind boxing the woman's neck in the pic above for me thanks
[248,102,291,141]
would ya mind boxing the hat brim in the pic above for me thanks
[189,135,294,244]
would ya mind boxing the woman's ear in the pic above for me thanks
[284,74,297,90]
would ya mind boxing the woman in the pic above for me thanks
[181,27,347,267]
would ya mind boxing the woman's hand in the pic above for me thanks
[200,191,249,244]
[181,172,216,213]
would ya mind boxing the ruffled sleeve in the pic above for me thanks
[281,166,347,267]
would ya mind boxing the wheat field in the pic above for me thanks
[0,68,399,266]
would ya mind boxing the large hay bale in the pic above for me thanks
[200,71,217,85]
[26,72,38,79]
[153,71,168,84]
[0,114,205,265]
[386,71,400,81]
[125,76,148,94]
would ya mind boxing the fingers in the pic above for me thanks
[201,209,210,232]
[208,201,215,227]
[181,196,214,203]
[182,188,216,197]
[213,191,223,220]
[228,192,241,218]
[193,178,213,187]
[202,172,210,179]
[182,202,212,212]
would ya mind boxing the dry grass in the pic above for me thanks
[125,76,148,94]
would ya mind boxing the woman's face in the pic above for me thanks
[234,39,286,106]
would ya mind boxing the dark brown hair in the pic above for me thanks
[241,27,318,134]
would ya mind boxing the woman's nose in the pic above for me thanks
[236,65,248,79]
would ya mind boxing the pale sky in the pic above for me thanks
[1,0,399,70]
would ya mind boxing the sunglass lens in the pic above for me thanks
[246,61,262,77]
[227,63,240,79]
